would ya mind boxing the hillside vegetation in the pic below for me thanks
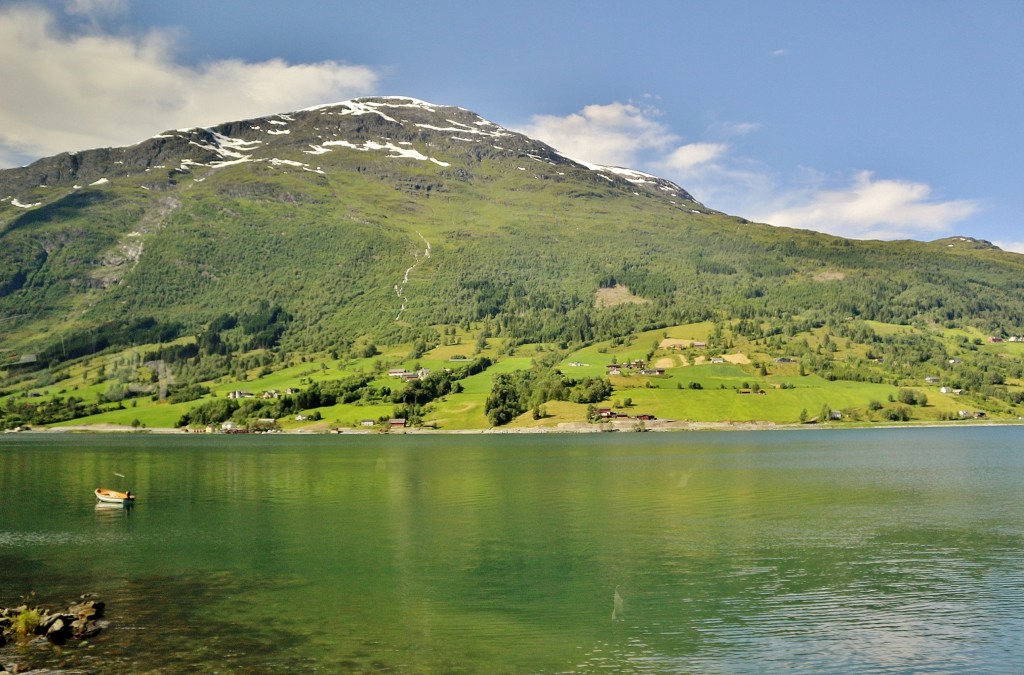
[2,97,1023,431]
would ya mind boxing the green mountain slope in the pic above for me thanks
[2,97,1023,430]
[4,96,1023,356]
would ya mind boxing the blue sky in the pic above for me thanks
[3,0,1022,251]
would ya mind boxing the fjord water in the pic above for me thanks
[2,428,1022,673]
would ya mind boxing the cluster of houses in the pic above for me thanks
[989,336,1024,343]
[388,367,431,382]
[923,376,964,395]
[592,408,657,422]
[605,361,666,377]
[354,418,407,430]
[227,387,300,400]
[667,341,707,349]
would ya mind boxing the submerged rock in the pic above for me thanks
[1,595,107,648]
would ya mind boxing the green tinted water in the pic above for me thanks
[2,428,1022,673]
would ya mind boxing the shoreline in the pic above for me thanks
[16,419,1024,435]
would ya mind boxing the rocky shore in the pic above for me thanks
[1,596,105,673]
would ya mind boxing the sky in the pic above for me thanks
[2,0,1022,252]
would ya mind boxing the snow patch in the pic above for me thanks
[90,178,110,186]
[310,100,399,123]
[416,122,508,138]
[322,139,449,166]
[208,156,253,168]
[304,145,332,155]
[268,120,288,126]
[10,198,42,208]
[304,96,446,122]
[266,129,291,135]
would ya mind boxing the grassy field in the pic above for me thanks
[6,318,1023,432]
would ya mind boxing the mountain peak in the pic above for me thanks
[1,96,699,206]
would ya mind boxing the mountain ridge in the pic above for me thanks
[1,96,700,207]
[2,96,1023,362]
[3,96,1024,430]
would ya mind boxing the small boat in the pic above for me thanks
[95,488,135,504]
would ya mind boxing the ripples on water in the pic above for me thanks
[1,429,1022,673]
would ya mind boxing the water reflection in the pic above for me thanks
[1,429,1022,673]
[612,585,624,621]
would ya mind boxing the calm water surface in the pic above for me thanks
[1,427,1022,673]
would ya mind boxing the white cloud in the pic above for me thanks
[655,143,727,173]
[753,171,980,240]
[64,0,127,18]
[515,101,982,243]
[515,102,679,168]
[994,241,1024,254]
[708,120,761,138]
[0,4,379,167]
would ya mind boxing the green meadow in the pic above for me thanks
[6,317,1017,433]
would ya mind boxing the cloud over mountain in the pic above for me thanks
[0,4,378,167]
[519,101,980,243]
[755,171,981,240]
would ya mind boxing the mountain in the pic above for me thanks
[2,97,1024,430]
